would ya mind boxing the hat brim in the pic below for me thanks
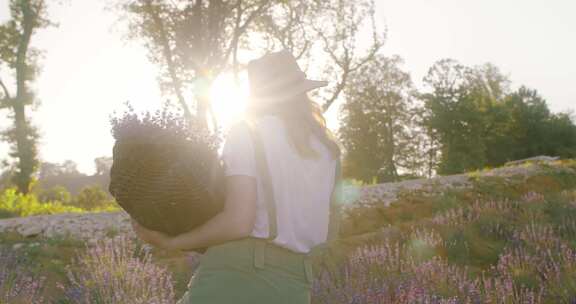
[249,79,328,105]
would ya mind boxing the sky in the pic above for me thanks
[0,0,575,174]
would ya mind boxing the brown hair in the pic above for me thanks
[246,94,341,160]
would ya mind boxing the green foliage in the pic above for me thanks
[421,59,576,175]
[421,60,507,174]
[35,185,72,204]
[71,185,117,211]
[0,0,55,195]
[504,88,576,160]
[0,186,119,218]
[337,56,576,179]
[0,187,85,218]
[339,55,419,183]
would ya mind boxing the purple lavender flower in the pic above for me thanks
[0,247,45,303]
[60,236,176,304]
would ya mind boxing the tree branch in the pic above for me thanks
[16,0,35,103]
[0,77,11,107]
[238,0,271,33]
[222,0,271,68]
[322,67,350,112]
[315,1,384,113]
[143,0,192,120]
[231,0,243,83]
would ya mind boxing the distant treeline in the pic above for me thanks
[0,156,117,217]
[339,56,576,183]
[0,157,111,197]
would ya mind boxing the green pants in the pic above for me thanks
[177,238,312,304]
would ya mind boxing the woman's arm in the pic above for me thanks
[133,175,257,251]
[160,175,257,251]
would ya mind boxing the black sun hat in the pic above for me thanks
[247,50,328,106]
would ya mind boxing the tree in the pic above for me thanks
[421,59,512,174]
[422,59,576,174]
[35,159,112,196]
[36,185,72,204]
[254,0,385,112]
[546,112,576,158]
[37,160,81,180]
[253,1,314,61]
[310,0,385,112]
[411,104,441,178]
[73,185,113,210]
[339,55,416,183]
[117,0,274,129]
[116,0,384,129]
[0,0,52,194]
[94,156,113,176]
[421,59,483,174]
[503,87,576,160]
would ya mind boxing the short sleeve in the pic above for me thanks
[221,122,257,178]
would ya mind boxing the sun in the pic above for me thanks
[210,73,250,132]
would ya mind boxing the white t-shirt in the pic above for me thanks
[221,115,337,253]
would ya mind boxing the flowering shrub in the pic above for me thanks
[109,101,219,150]
[0,187,86,218]
[312,186,576,303]
[60,236,175,304]
[0,248,45,303]
[0,187,120,219]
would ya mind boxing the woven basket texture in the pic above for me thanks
[109,140,224,236]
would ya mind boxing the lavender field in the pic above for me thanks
[1,160,576,303]
[316,160,576,303]
[314,192,576,303]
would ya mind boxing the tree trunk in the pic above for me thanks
[12,104,35,194]
[195,82,218,132]
[144,0,192,120]
[12,0,37,194]
[380,104,399,182]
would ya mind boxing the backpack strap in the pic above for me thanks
[245,121,278,241]
[327,159,342,242]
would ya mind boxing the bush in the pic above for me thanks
[71,185,117,211]
[0,186,119,218]
[60,237,175,304]
[0,188,85,218]
[36,185,72,204]
[0,247,45,303]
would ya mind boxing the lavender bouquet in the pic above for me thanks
[108,102,224,239]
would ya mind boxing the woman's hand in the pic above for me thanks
[130,218,174,250]
[129,175,257,252]
[161,175,257,251]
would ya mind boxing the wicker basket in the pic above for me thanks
[108,139,225,237]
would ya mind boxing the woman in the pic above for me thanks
[132,50,341,304]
